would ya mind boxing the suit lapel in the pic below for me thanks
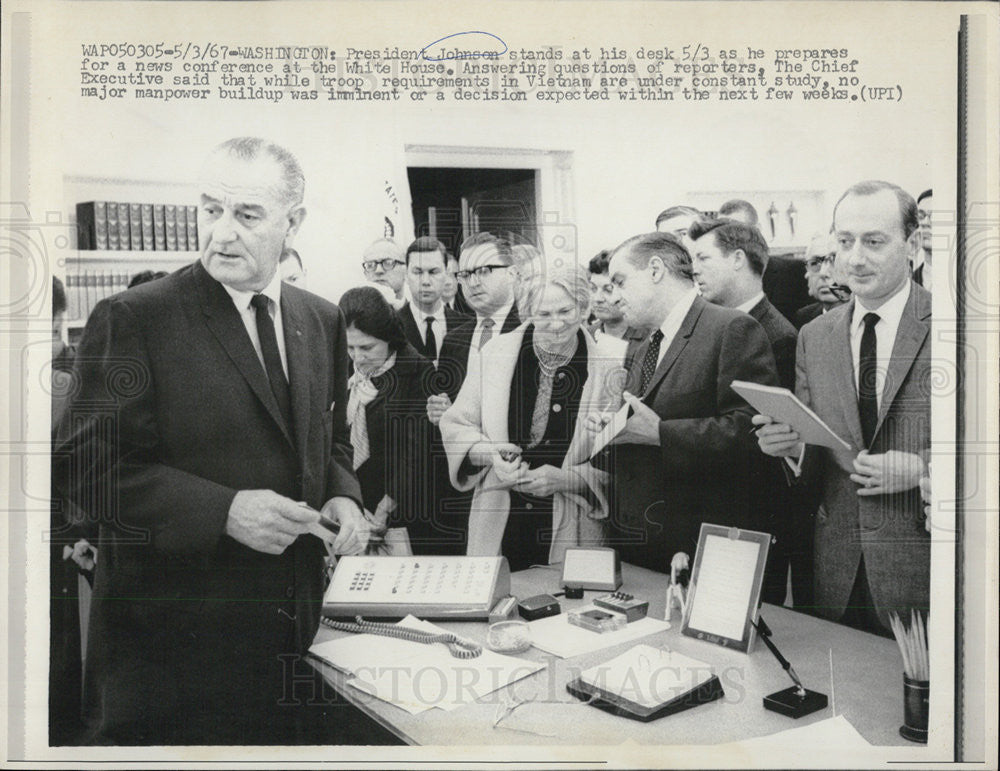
[398,302,422,354]
[196,263,295,448]
[875,285,930,434]
[640,298,701,402]
[501,304,521,334]
[831,300,865,450]
[281,294,312,458]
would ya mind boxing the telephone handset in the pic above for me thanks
[319,616,482,659]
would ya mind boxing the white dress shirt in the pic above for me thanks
[408,301,448,363]
[222,271,288,378]
[653,286,700,369]
[850,281,911,412]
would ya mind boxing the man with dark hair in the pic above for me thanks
[429,232,521,408]
[913,189,932,290]
[756,180,930,636]
[53,137,385,744]
[689,218,802,604]
[718,198,760,227]
[397,236,464,365]
[278,247,306,286]
[586,231,778,571]
[717,198,812,323]
[654,205,702,236]
[654,205,702,253]
[689,219,797,391]
[587,249,647,367]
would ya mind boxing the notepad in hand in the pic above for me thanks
[566,644,724,721]
[731,380,852,451]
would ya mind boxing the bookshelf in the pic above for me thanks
[63,175,201,332]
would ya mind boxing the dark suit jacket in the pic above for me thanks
[396,302,464,361]
[763,253,812,324]
[793,301,826,329]
[603,295,779,570]
[749,296,797,392]
[354,344,445,549]
[433,304,521,400]
[796,283,931,629]
[52,261,361,743]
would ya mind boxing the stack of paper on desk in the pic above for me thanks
[308,616,544,715]
[528,613,671,658]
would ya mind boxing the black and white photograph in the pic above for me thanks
[1,0,997,767]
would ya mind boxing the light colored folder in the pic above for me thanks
[731,380,853,451]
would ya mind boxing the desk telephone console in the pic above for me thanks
[323,556,512,620]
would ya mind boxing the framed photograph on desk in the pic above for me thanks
[681,524,771,653]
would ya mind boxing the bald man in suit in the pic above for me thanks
[756,181,930,636]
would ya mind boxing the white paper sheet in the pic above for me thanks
[309,616,544,714]
[527,613,672,658]
[588,402,632,458]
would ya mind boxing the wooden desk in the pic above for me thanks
[309,562,906,747]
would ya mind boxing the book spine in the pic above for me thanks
[140,204,154,251]
[175,206,187,250]
[117,203,130,252]
[186,205,198,250]
[129,203,143,250]
[153,205,166,251]
[106,203,120,250]
[75,202,99,250]
[164,204,178,251]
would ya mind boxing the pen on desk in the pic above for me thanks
[752,615,805,695]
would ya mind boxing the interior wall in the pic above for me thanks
[57,97,935,305]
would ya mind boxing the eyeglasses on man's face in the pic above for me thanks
[805,253,837,272]
[362,258,405,273]
[455,264,509,282]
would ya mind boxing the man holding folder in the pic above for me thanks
[588,231,778,572]
[755,181,931,636]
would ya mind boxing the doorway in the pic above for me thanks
[407,167,538,255]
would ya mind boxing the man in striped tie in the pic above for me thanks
[585,231,778,573]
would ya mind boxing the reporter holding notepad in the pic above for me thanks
[754,181,931,637]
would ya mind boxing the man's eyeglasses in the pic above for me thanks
[805,253,836,272]
[362,258,405,273]
[455,264,509,282]
[917,209,931,223]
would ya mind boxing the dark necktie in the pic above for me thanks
[251,294,293,433]
[858,312,880,446]
[638,329,665,397]
[478,318,495,350]
[424,316,437,361]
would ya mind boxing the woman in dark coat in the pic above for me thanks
[339,286,439,553]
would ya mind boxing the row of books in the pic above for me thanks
[62,271,131,324]
[76,201,199,251]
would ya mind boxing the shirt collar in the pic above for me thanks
[410,300,445,324]
[222,270,283,313]
[659,286,700,338]
[851,280,911,333]
[735,291,766,315]
[481,298,515,329]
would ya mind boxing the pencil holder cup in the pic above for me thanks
[900,674,929,743]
